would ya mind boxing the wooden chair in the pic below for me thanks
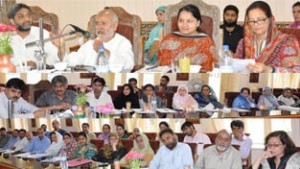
[30,6,59,33]
[28,80,52,104]
[149,140,160,153]
[186,142,197,162]
[224,92,240,107]
[176,133,186,142]
[95,132,102,137]
[164,0,220,46]
[121,139,134,151]
[87,7,144,68]
[107,90,121,100]
[90,139,105,151]
[144,132,157,140]
[70,132,79,139]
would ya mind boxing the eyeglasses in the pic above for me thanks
[247,18,268,25]
[265,144,283,148]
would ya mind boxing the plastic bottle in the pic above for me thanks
[59,149,68,169]
[220,45,234,72]
[96,45,109,72]
[151,96,157,112]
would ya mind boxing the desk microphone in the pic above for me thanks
[69,24,90,38]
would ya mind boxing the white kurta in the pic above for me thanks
[13,137,29,152]
[66,33,134,71]
[86,91,113,108]
[10,26,60,66]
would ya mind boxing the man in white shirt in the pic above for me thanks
[0,78,44,118]
[7,3,64,67]
[277,88,299,106]
[181,121,211,160]
[67,8,134,72]
[11,129,28,152]
[149,128,194,169]
[86,77,113,109]
[195,129,242,169]
[230,120,253,168]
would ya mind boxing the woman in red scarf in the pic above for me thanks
[234,1,300,73]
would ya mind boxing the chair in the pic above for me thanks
[70,132,79,139]
[95,132,102,137]
[149,140,160,153]
[145,132,157,140]
[224,92,240,107]
[107,90,122,100]
[87,7,144,68]
[30,6,59,33]
[28,80,52,104]
[90,139,105,151]
[164,0,220,46]
[121,139,134,151]
[186,142,197,162]
[176,133,185,142]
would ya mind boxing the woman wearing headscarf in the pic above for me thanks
[172,84,198,117]
[128,127,141,140]
[144,6,166,65]
[121,133,154,167]
[45,131,64,157]
[98,124,111,145]
[257,87,279,110]
[73,132,98,160]
[92,133,127,163]
[232,87,257,109]
[194,85,223,109]
[234,1,300,73]
[59,133,78,160]
[113,84,140,109]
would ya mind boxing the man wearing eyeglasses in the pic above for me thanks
[0,78,44,118]
[220,5,243,53]
[195,129,242,169]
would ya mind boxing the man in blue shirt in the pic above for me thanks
[4,129,20,149]
[149,128,194,169]
[23,131,34,153]
[25,128,50,154]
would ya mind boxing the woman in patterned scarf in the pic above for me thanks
[235,1,300,73]
[72,132,97,159]
[59,133,78,160]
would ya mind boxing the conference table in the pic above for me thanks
[0,153,122,169]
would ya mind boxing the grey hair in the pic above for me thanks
[101,8,119,23]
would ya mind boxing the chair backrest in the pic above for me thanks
[88,7,143,66]
[224,92,240,107]
[164,0,220,46]
[149,140,160,153]
[145,132,157,140]
[176,133,185,142]
[90,139,105,151]
[28,80,52,104]
[30,6,59,33]
[121,139,134,151]
[107,90,121,100]
[186,142,197,162]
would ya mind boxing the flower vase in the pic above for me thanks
[129,160,141,169]
[0,54,16,73]
[74,106,85,118]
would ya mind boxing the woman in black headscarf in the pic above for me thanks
[113,84,140,109]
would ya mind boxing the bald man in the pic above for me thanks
[66,8,134,72]
[195,130,242,169]
[25,128,50,154]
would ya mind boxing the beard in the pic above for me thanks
[223,19,237,28]
[216,145,228,152]
[15,21,32,32]
[166,140,177,150]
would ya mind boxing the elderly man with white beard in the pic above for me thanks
[195,129,242,169]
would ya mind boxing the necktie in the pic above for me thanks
[7,100,14,118]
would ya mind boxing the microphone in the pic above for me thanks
[69,24,90,38]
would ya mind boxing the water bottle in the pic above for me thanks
[151,96,157,113]
[90,106,96,118]
[220,45,234,72]
[59,149,68,169]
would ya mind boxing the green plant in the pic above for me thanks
[0,24,16,55]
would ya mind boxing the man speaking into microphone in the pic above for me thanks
[67,8,134,72]
[7,3,65,68]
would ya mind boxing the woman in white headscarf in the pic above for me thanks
[258,86,279,110]
[172,84,198,117]
[45,131,64,157]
